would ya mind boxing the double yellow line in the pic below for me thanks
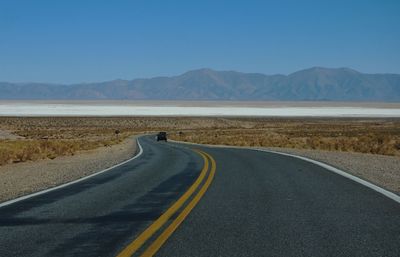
[116,149,216,257]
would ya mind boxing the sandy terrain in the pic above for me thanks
[0,136,137,203]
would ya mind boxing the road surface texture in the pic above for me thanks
[0,135,399,257]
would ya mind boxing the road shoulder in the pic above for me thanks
[263,147,400,195]
[0,136,137,203]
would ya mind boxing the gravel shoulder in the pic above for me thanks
[263,147,400,195]
[0,136,137,203]
[0,129,23,139]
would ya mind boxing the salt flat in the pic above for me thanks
[0,101,399,117]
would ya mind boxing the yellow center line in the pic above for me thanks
[116,149,210,257]
[140,150,217,257]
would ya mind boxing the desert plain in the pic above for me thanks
[0,116,399,202]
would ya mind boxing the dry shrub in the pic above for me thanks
[170,118,400,156]
[0,117,399,166]
[0,137,126,166]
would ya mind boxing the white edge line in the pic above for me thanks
[0,137,144,208]
[170,139,400,204]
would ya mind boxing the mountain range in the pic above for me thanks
[1,67,399,101]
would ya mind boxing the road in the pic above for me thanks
[0,135,399,257]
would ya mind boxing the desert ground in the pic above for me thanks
[0,116,399,201]
[0,116,399,165]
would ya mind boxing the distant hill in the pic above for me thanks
[1,67,399,101]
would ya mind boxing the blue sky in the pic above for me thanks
[0,0,399,83]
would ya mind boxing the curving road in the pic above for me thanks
[0,135,399,257]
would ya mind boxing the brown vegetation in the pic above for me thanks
[169,118,400,157]
[0,117,134,165]
[0,117,399,166]
[0,139,120,164]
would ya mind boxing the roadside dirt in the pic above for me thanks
[0,136,137,203]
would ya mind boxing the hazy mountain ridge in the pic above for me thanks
[1,67,399,101]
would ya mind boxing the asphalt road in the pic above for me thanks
[0,135,399,257]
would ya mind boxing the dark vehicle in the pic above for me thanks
[156,132,167,142]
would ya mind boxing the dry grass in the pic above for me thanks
[0,117,399,166]
[0,139,121,164]
[0,117,135,165]
[169,118,400,157]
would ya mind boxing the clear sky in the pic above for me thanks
[1,0,399,83]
